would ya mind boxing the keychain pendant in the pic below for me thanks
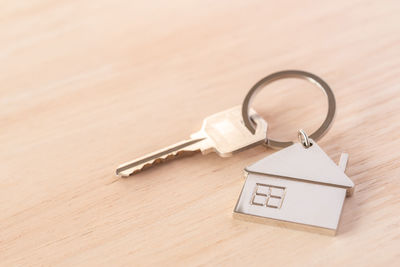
[233,138,354,235]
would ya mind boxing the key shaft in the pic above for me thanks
[116,137,207,177]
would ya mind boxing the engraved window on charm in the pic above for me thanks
[251,183,286,209]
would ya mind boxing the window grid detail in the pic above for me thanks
[251,183,286,209]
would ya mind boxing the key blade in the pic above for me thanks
[116,137,206,177]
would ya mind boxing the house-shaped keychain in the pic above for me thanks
[233,140,354,235]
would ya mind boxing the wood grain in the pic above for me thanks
[1,0,400,266]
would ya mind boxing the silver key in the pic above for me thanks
[116,106,267,177]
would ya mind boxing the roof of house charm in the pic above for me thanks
[233,138,354,235]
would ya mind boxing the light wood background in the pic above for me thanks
[1,1,400,266]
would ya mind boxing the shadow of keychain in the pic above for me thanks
[233,70,354,235]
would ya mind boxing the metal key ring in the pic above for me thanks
[242,70,336,148]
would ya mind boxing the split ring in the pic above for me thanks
[242,70,336,148]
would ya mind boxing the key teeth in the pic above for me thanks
[119,149,200,177]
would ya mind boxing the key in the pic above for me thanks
[116,106,267,177]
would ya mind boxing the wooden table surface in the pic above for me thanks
[1,1,400,266]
